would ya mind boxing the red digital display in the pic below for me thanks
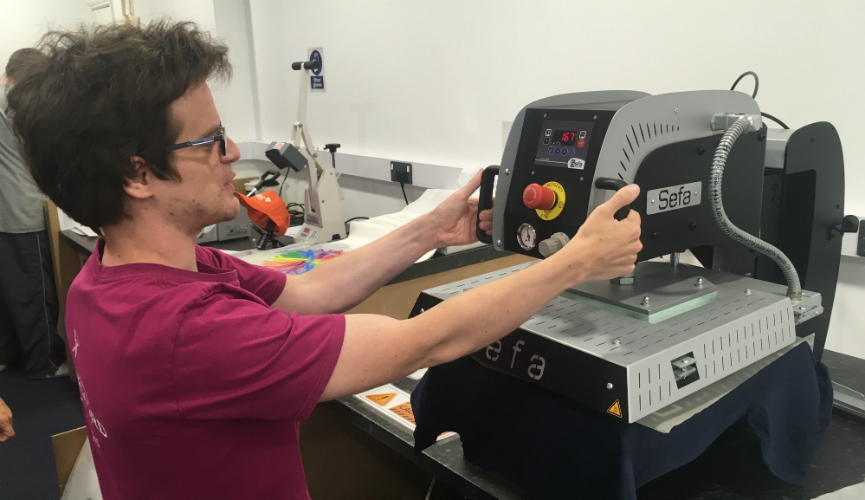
[553,130,577,146]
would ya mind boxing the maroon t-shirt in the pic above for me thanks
[66,240,345,499]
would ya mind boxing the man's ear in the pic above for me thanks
[123,156,155,200]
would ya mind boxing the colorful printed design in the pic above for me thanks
[263,249,343,275]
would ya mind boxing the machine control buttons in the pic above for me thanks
[554,147,561,155]
[579,131,587,139]
[547,146,555,154]
[523,183,557,210]
[545,129,552,137]
[569,148,575,156]
[543,137,550,145]
[538,232,571,257]
[517,223,537,251]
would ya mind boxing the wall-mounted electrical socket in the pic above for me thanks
[390,161,412,184]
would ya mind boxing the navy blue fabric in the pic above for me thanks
[412,343,832,500]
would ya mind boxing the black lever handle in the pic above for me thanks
[829,214,860,240]
[291,61,321,71]
[475,166,499,244]
[594,177,631,221]
[841,215,859,233]
[254,170,281,191]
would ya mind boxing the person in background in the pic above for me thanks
[0,49,67,379]
[8,22,641,499]
[0,396,13,442]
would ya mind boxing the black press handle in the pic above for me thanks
[476,166,499,244]
[840,215,859,233]
[254,170,281,191]
[291,61,321,71]
[594,177,631,221]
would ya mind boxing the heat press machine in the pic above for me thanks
[411,89,850,423]
[263,59,346,244]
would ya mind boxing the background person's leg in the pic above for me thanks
[0,231,65,378]
[0,283,22,369]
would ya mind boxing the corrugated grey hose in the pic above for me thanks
[709,116,803,301]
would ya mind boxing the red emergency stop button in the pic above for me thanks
[523,183,557,210]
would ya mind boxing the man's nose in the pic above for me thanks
[224,137,241,163]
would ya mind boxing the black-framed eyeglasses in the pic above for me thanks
[165,126,227,156]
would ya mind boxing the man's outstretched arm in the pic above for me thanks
[320,185,642,400]
[273,170,489,315]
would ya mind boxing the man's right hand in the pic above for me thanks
[321,183,643,401]
[0,397,14,442]
[552,184,642,286]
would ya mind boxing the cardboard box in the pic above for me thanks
[52,426,88,494]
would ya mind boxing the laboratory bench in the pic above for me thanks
[53,229,865,499]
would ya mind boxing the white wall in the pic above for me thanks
[212,0,259,142]
[0,1,92,68]
[829,258,865,358]
[132,0,216,33]
[0,0,218,77]
[246,0,865,189]
[242,0,865,358]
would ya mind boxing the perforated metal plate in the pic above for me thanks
[423,262,819,422]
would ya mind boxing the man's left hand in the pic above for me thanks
[425,170,493,248]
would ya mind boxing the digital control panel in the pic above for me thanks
[500,107,616,259]
[535,120,595,170]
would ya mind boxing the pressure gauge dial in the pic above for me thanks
[517,223,537,251]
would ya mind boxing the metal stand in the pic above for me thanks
[289,61,346,244]
[253,220,280,250]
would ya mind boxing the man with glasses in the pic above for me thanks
[8,21,641,499]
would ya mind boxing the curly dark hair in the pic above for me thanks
[4,48,48,82]
[7,20,232,228]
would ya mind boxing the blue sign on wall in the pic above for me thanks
[308,47,325,92]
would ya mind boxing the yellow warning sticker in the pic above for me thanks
[365,392,397,406]
[355,384,455,441]
[607,399,622,418]
[388,402,416,425]
[536,181,566,221]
